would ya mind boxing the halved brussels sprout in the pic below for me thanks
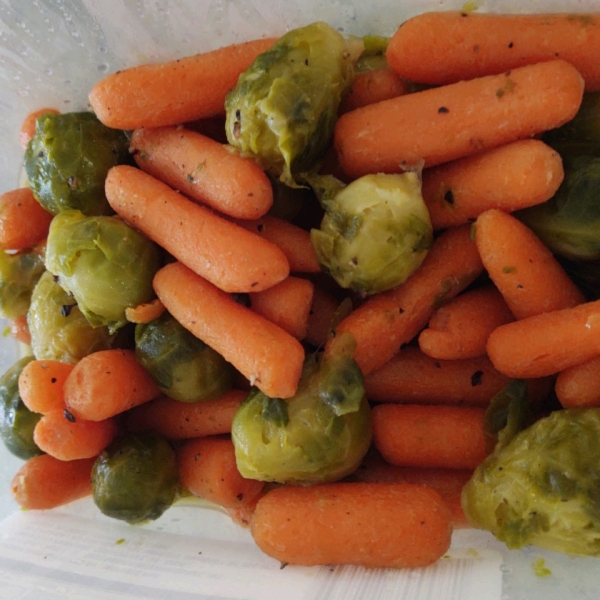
[45,210,161,333]
[92,432,178,524]
[135,311,233,403]
[0,250,45,319]
[309,172,433,295]
[24,111,129,216]
[225,21,362,183]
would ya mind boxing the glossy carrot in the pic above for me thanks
[0,188,53,250]
[19,359,75,414]
[125,298,166,324]
[339,67,407,113]
[305,286,340,347]
[555,355,600,408]
[10,315,31,345]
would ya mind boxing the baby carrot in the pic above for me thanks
[89,37,277,129]
[131,126,273,219]
[364,347,510,406]
[10,315,31,345]
[64,349,160,421]
[474,209,585,319]
[106,166,289,293]
[249,276,314,340]
[153,262,305,399]
[372,404,488,470]
[33,409,118,461]
[226,492,263,528]
[421,139,564,230]
[177,436,264,509]
[387,12,600,91]
[555,356,600,408]
[125,298,166,324]
[0,188,53,251]
[334,60,584,178]
[418,286,514,360]
[20,107,59,149]
[18,359,75,414]
[487,300,600,378]
[331,224,483,376]
[339,67,407,113]
[305,286,340,347]
[251,483,452,568]
[11,454,95,510]
[125,390,246,439]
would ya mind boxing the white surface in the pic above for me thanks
[2,0,600,598]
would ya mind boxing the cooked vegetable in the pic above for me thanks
[355,35,390,73]
[20,108,59,150]
[27,270,114,364]
[18,359,75,414]
[231,341,372,484]
[91,431,178,524]
[309,172,432,295]
[225,21,361,183]
[0,250,45,319]
[555,356,600,409]
[45,210,161,333]
[462,408,600,555]
[135,311,233,403]
[24,111,129,216]
[0,356,42,459]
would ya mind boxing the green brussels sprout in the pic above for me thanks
[45,210,161,333]
[268,175,315,221]
[0,250,45,319]
[28,270,114,363]
[135,311,233,403]
[309,172,433,295]
[24,111,130,216]
[232,340,372,484]
[0,356,43,459]
[462,408,600,556]
[355,35,390,73]
[517,156,600,261]
[92,432,178,524]
[225,22,362,183]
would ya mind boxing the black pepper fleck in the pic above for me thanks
[438,106,450,114]
[444,190,455,205]
[471,370,484,386]
[63,409,76,423]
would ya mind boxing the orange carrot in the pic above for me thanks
[125,390,246,439]
[89,37,277,129]
[487,300,600,378]
[249,276,314,340]
[305,286,340,347]
[177,436,264,509]
[125,298,166,324]
[474,209,585,319]
[33,409,117,461]
[339,67,407,113]
[106,165,289,293]
[0,188,53,250]
[364,347,510,406]
[64,349,160,421]
[11,454,95,510]
[387,12,600,91]
[331,224,483,376]
[421,139,564,230]
[251,482,452,568]
[20,107,59,149]
[153,262,305,399]
[19,359,75,414]
[372,404,488,470]
[10,315,31,345]
[555,355,600,408]
[233,215,321,274]
[131,126,273,219]
[226,492,263,528]
[334,60,584,178]
[418,286,514,360]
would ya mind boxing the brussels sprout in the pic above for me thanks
[517,156,600,261]
[462,408,600,555]
[135,312,233,403]
[355,35,390,73]
[268,175,315,221]
[0,250,45,319]
[92,432,178,524]
[309,172,433,295]
[232,341,372,484]
[0,356,43,459]
[28,270,114,363]
[24,111,129,216]
[225,22,362,183]
[45,210,161,333]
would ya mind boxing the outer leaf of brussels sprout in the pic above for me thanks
[225,22,362,183]
[0,250,45,319]
[92,432,179,524]
[0,356,43,459]
[355,35,390,73]
[135,312,233,403]
[462,408,600,555]
[310,172,433,295]
[24,111,130,216]
[45,210,161,333]
[28,270,114,364]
